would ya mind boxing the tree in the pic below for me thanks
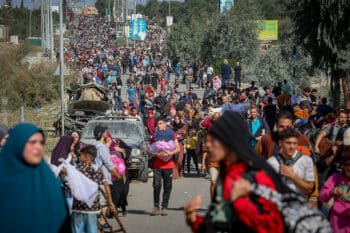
[253,46,312,90]
[20,0,24,9]
[95,0,107,16]
[5,0,12,8]
[291,0,350,108]
[201,0,260,65]
[166,21,205,61]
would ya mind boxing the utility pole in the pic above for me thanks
[59,0,65,136]
[49,0,54,61]
[168,0,170,16]
[45,0,50,54]
[29,10,32,37]
[41,0,45,53]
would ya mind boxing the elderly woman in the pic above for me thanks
[0,123,70,233]
[185,111,287,233]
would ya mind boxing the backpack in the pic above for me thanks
[243,172,332,233]
[198,179,254,233]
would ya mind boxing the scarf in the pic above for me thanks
[50,136,74,166]
[172,120,184,131]
[210,111,290,194]
[0,123,69,233]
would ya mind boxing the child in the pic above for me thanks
[184,128,200,175]
[293,104,309,127]
[71,145,116,233]
[320,154,350,233]
[160,77,167,93]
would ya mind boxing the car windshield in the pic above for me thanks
[82,121,144,141]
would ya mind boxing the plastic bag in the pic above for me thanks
[110,154,126,178]
[149,141,175,162]
[63,160,98,208]
[49,154,72,177]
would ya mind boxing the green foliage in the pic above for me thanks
[201,0,260,64]
[291,0,350,107]
[138,0,218,25]
[0,7,58,40]
[116,37,128,47]
[165,21,206,61]
[252,47,311,90]
[292,0,350,71]
[0,44,59,109]
[213,58,236,75]
[95,0,106,16]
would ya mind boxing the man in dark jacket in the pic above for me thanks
[221,59,232,89]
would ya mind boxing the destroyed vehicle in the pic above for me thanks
[54,83,113,134]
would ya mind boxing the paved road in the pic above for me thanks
[112,75,208,233]
[111,176,211,233]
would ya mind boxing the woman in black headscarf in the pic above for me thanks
[50,135,74,166]
[184,111,288,233]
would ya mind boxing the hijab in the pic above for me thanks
[209,111,289,194]
[0,123,69,233]
[172,119,184,131]
[50,136,74,166]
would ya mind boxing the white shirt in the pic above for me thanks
[267,152,315,194]
[207,66,214,75]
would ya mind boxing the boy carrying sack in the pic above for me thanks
[71,145,116,233]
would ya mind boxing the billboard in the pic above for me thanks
[220,0,234,14]
[129,19,147,41]
[166,16,173,27]
[257,20,278,41]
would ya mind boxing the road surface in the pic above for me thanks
[111,176,211,233]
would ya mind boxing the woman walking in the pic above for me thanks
[0,123,70,233]
[184,111,287,233]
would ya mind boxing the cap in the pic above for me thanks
[94,125,108,140]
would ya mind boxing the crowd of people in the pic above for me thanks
[1,14,350,233]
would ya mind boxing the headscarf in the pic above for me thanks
[50,136,74,166]
[0,123,69,233]
[172,118,185,131]
[209,111,289,194]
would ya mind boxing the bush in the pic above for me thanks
[0,44,59,110]
[213,58,237,75]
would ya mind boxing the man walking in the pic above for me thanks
[267,127,315,194]
[221,59,232,89]
[234,61,242,89]
[151,118,180,216]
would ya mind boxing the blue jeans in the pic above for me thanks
[72,212,98,233]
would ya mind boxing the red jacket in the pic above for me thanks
[191,162,284,233]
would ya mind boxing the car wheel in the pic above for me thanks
[137,158,149,182]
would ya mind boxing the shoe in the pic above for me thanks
[150,207,160,216]
[101,223,110,230]
[161,208,168,216]
[122,207,127,216]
